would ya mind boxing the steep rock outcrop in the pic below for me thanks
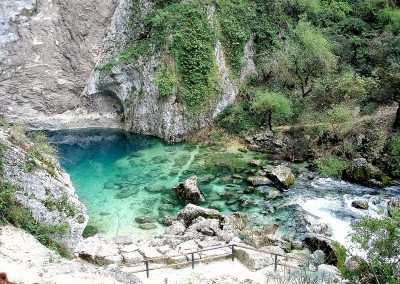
[86,0,244,141]
[1,0,255,142]
[0,127,87,249]
[0,0,122,130]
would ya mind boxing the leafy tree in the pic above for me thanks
[342,209,400,283]
[272,20,337,97]
[369,32,400,129]
[252,91,293,130]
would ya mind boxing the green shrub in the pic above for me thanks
[83,224,100,238]
[315,155,347,177]
[43,193,78,217]
[326,105,354,124]
[252,91,293,130]
[156,59,178,98]
[341,209,400,283]
[388,132,400,177]
[331,241,347,270]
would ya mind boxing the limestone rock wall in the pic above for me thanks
[0,0,122,130]
[0,0,256,141]
[0,127,88,249]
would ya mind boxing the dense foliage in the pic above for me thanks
[97,0,400,176]
[341,209,400,283]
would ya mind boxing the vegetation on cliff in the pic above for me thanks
[210,0,400,180]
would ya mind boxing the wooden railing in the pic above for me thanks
[124,243,317,278]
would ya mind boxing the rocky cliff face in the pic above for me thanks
[0,127,88,249]
[0,0,122,130]
[0,0,255,141]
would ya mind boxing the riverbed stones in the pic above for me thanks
[174,176,205,203]
[135,215,156,224]
[265,165,295,190]
[247,175,272,186]
[138,223,157,230]
[344,158,389,188]
[302,215,333,236]
[351,199,369,210]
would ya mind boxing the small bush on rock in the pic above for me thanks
[315,155,347,177]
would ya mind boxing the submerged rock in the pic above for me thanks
[246,175,272,186]
[174,176,205,203]
[265,165,295,190]
[138,223,157,230]
[135,215,156,224]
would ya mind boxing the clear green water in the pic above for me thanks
[49,129,400,246]
[50,129,282,239]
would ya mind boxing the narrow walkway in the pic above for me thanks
[130,259,273,284]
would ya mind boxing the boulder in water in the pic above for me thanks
[344,158,390,188]
[388,197,400,217]
[265,165,295,190]
[351,199,369,210]
[174,176,205,203]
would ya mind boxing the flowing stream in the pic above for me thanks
[49,129,400,246]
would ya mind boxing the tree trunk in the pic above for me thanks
[268,111,272,131]
[394,102,400,130]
